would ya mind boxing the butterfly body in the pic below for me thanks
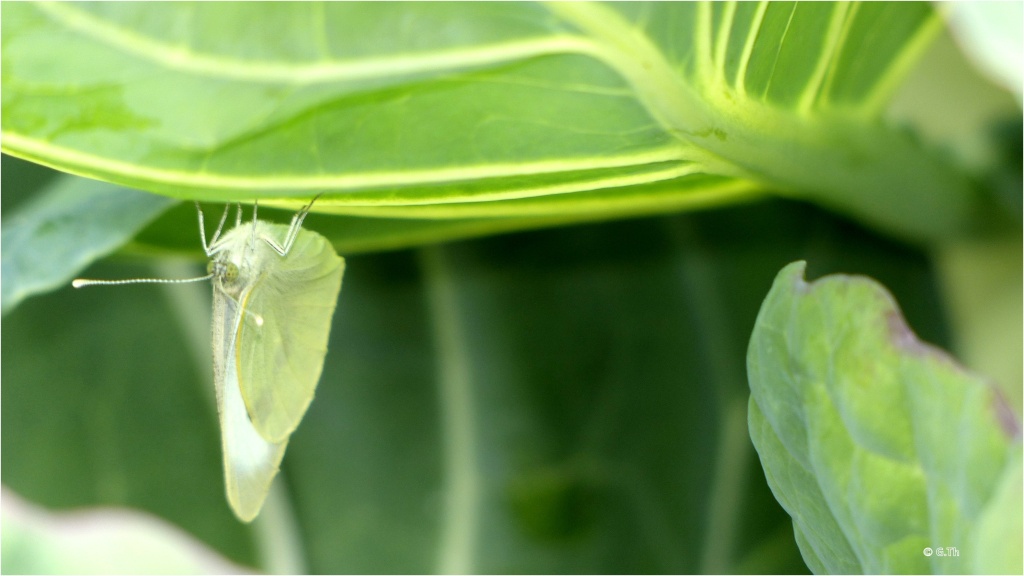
[208,213,344,522]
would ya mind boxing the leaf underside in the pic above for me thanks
[2,2,981,247]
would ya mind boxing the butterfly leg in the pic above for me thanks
[260,194,323,257]
[197,202,231,256]
[250,200,259,252]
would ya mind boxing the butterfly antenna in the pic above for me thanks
[73,274,213,289]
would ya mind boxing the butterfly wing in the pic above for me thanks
[213,286,288,522]
[236,225,345,443]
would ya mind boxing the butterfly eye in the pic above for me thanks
[208,260,240,284]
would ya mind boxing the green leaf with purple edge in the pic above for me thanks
[748,261,1022,574]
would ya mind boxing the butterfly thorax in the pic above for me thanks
[207,228,262,299]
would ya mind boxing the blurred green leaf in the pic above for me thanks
[1,489,247,575]
[943,2,1023,106]
[0,257,258,567]
[1,174,174,314]
[0,2,992,242]
[748,261,1022,574]
[935,237,1023,412]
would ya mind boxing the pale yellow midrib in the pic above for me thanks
[542,2,716,137]
[2,132,695,202]
[37,2,599,85]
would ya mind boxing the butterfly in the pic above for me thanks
[75,197,344,521]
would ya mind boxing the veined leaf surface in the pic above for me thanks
[1,2,984,243]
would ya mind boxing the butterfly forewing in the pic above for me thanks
[235,223,345,443]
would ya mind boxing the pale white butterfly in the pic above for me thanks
[74,197,345,521]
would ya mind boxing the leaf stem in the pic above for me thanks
[419,246,481,575]
[699,397,752,573]
[153,259,216,415]
[253,479,307,574]
[667,220,752,573]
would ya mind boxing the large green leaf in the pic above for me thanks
[748,262,1022,574]
[1,2,991,243]
[3,189,952,572]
